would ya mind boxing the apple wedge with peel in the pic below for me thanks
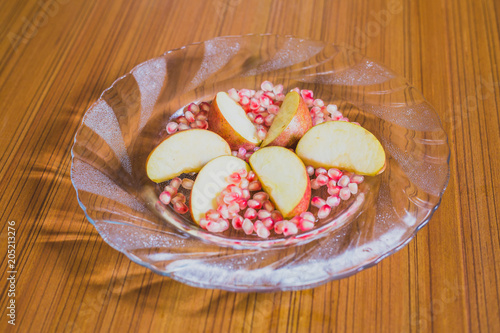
[190,156,250,224]
[249,146,311,219]
[208,92,261,150]
[146,129,231,183]
[261,91,312,148]
[296,121,386,176]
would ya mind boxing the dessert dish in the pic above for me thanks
[147,81,386,239]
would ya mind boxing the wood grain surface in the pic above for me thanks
[1,0,499,331]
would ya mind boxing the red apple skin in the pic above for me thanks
[208,95,259,151]
[263,93,312,148]
[283,176,311,219]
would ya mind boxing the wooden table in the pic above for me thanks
[1,0,499,331]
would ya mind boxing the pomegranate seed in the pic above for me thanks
[271,211,283,222]
[316,174,329,186]
[244,208,257,219]
[272,84,283,95]
[257,226,270,238]
[195,120,208,129]
[228,88,240,102]
[248,181,261,191]
[239,89,251,98]
[352,122,360,126]
[255,90,264,100]
[317,205,331,219]
[327,179,337,188]
[311,106,322,116]
[242,189,251,199]
[300,89,313,99]
[217,204,230,219]
[166,122,179,134]
[299,219,315,231]
[311,196,326,208]
[340,117,350,122]
[283,221,298,236]
[253,220,264,232]
[163,185,177,196]
[171,193,186,204]
[276,93,285,101]
[244,152,253,160]
[232,150,238,157]
[159,191,171,205]
[170,177,182,189]
[240,96,250,105]
[228,202,240,214]
[246,112,255,121]
[350,175,364,184]
[237,148,247,159]
[206,209,220,221]
[187,103,200,114]
[230,185,243,196]
[300,212,315,223]
[313,99,325,107]
[256,126,267,140]
[232,215,243,229]
[181,178,194,189]
[223,192,239,204]
[315,167,327,176]
[263,200,274,212]
[199,102,210,112]
[348,183,358,194]
[207,220,223,233]
[247,199,262,210]
[177,116,188,124]
[173,201,189,214]
[190,122,198,128]
[339,188,351,200]
[331,110,343,121]
[227,172,241,184]
[262,217,274,229]
[264,114,275,126]
[261,81,274,91]
[254,115,264,124]
[326,104,337,113]
[327,168,343,181]
[338,175,350,187]
[326,196,341,207]
[274,221,285,234]
[257,210,271,219]
[267,105,279,114]
[250,98,260,110]
[311,179,321,190]
[178,123,190,131]
[199,218,209,229]
[253,191,269,202]
[196,113,207,121]
[219,218,229,231]
[289,216,301,225]
[236,198,247,210]
[242,218,254,234]
[239,178,249,189]
[259,95,272,107]
[313,117,324,126]
[247,171,256,181]
[184,111,195,123]
[328,186,341,196]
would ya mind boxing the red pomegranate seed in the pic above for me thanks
[227,172,241,184]
[257,210,271,219]
[271,210,283,222]
[186,103,200,114]
[196,113,207,121]
[317,205,331,219]
[173,201,189,214]
[313,117,324,126]
[206,209,220,221]
[166,122,179,134]
[316,174,329,186]
[178,123,190,131]
[163,185,177,196]
[230,185,243,196]
[331,110,343,121]
[254,115,264,124]
[228,88,240,102]
[189,122,198,129]
[244,208,257,219]
[283,221,298,236]
[327,168,343,181]
[262,217,274,229]
[311,179,321,190]
[274,221,285,234]
[256,126,267,140]
[170,177,182,189]
[253,220,264,232]
[176,116,188,124]
[303,166,313,178]
[327,179,337,188]
[311,196,326,208]
[253,191,269,202]
[247,171,256,181]
[338,175,350,187]
[339,188,351,201]
[207,220,223,233]
[340,117,350,122]
[171,193,186,204]
[259,95,272,107]
[219,218,229,231]
[300,89,313,99]
[267,105,279,114]
[350,175,364,184]
[313,99,325,107]
[257,225,270,238]
[247,199,262,210]
[250,98,260,110]
[298,219,315,231]
[199,102,210,112]
[276,93,285,101]
[254,90,263,99]
[223,192,240,204]
[327,186,341,196]
[261,81,274,91]
[184,111,195,122]
[195,120,208,129]
[244,152,253,160]
[264,114,275,126]
[239,89,251,98]
[237,148,247,159]
[348,183,358,194]
[239,178,249,189]
[236,198,247,210]
[315,167,327,176]
[272,84,283,95]
[182,178,194,189]
[263,200,274,212]
[159,191,171,205]
[232,215,243,229]
[246,113,255,122]
[242,218,254,234]
[217,204,230,219]
[300,212,315,223]
[240,96,250,105]
[241,189,251,200]
[326,196,341,207]
[199,218,209,229]
[248,181,262,191]
[289,216,301,225]
[228,202,240,214]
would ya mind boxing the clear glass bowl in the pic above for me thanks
[71,34,449,291]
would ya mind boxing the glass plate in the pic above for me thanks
[71,34,449,291]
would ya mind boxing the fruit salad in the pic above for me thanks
[147,81,385,239]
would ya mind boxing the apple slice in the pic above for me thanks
[296,121,386,176]
[249,147,311,218]
[146,129,231,183]
[208,92,261,150]
[261,91,312,148]
[190,156,250,224]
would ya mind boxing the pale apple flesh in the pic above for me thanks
[208,92,261,150]
[249,146,311,219]
[146,129,231,183]
[296,121,386,176]
[261,91,312,148]
[190,156,250,224]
